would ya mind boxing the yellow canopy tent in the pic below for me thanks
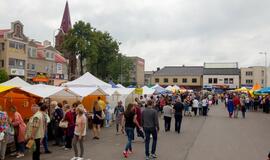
[235,87,249,92]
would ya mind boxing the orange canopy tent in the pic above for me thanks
[0,86,41,120]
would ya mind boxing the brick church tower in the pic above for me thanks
[55,1,77,80]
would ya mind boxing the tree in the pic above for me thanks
[63,20,133,84]
[0,69,8,83]
[63,21,93,75]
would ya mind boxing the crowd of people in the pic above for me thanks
[0,90,269,160]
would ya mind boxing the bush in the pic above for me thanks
[0,69,8,83]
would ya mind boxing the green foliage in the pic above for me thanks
[63,20,132,84]
[0,69,8,83]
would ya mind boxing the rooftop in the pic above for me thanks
[153,66,204,76]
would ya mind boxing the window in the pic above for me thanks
[173,78,178,83]
[46,52,50,58]
[31,64,35,70]
[246,79,253,84]
[182,78,187,83]
[9,58,25,69]
[246,71,253,76]
[9,41,25,50]
[262,79,264,85]
[0,43,4,52]
[164,78,168,83]
[45,66,49,72]
[224,78,228,84]
[192,78,197,83]
[213,78,218,84]
[229,78,234,84]
[0,60,4,68]
[155,78,159,83]
[208,78,213,84]
[28,47,36,57]
[262,70,265,77]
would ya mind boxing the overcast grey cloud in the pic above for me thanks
[1,0,270,70]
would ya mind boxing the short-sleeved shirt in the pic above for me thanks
[74,114,87,136]
[124,112,136,129]
[174,102,184,116]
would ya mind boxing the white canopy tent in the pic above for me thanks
[68,87,107,97]
[116,84,125,88]
[173,85,180,90]
[165,85,174,91]
[21,84,80,99]
[142,86,155,95]
[62,72,111,88]
[0,77,31,87]
[151,84,166,94]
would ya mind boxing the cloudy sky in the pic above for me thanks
[1,0,270,71]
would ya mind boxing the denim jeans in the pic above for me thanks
[144,127,157,157]
[125,127,134,151]
[43,132,49,152]
[18,142,25,153]
[175,115,182,133]
[33,138,40,160]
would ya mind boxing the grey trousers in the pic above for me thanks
[0,134,8,160]
[72,135,84,158]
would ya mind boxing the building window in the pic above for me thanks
[173,78,178,83]
[155,78,159,83]
[246,79,253,84]
[208,78,213,84]
[246,71,253,76]
[229,78,234,84]
[262,70,265,77]
[0,60,4,68]
[213,78,218,84]
[46,52,50,58]
[182,78,187,83]
[262,79,264,85]
[192,78,197,83]
[31,64,35,70]
[0,43,4,52]
[164,78,168,83]
[9,58,25,69]
[224,78,228,84]
[9,41,25,50]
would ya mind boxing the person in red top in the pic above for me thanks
[159,96,166,112]
[62,104,75,150]
[134,102,144,140]
[233,95,240,118]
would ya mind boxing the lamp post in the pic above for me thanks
[259,52,268,87]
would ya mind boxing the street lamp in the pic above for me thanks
[259,52,268,87]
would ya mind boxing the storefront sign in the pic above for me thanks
[10,69,25,76]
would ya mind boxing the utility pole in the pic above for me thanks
[259,52,268,88]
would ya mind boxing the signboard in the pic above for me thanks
[56,63,63,74]
[135,88,143,95]
[10,69,25,76]
[32,73,49,82]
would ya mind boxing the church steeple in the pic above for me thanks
[60,1,72,33]
[55,1,72,50]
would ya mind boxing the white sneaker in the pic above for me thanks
[77,157,84,160]
[70,157,78,160]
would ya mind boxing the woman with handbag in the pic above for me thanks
[62,104,75,150]
[92,101,103,140]
[10,106,26,158]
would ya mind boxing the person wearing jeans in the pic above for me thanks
[163,102,173,132]
[142,100,159,160]
[122,103,141,158]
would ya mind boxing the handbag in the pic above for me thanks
[101,111,105,120]
[59,121,68,128]
[0,132,5,141]
[26,139,35,149]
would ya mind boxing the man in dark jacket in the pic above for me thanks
[174,97,184,134]
[142,100,159,160]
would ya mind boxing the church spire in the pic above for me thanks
[60,1,72,33]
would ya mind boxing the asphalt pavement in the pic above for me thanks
[8,103,270,160]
